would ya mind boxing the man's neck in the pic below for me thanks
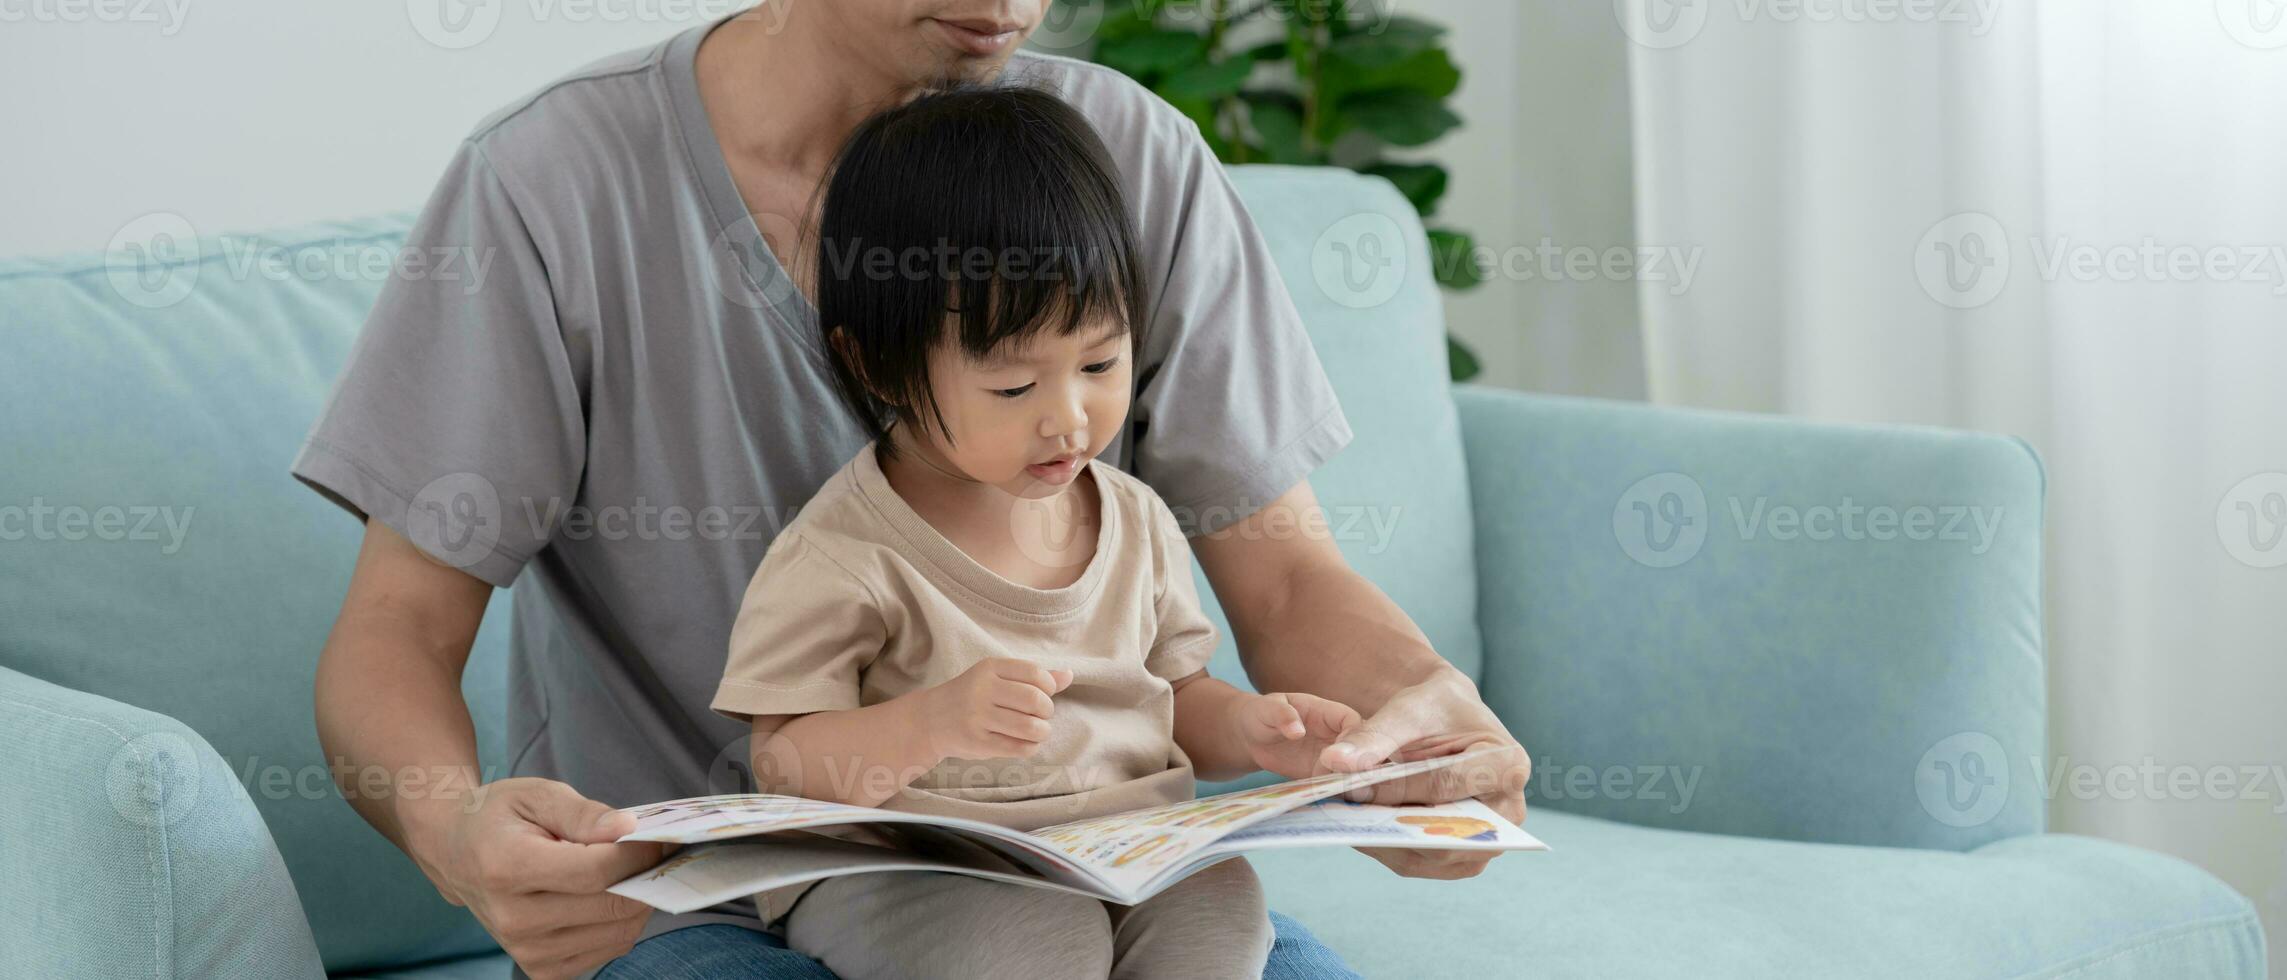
[694,6,924,175]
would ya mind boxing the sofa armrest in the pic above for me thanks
[1454,385,2046,851]
[0,666,325,978]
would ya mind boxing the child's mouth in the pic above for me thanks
[1026,454,1083,483]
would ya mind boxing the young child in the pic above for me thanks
[706,85,1365,980]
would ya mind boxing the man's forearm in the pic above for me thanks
[1235,561,1462,717]
[313,609,486,861]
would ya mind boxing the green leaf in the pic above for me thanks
[1089,0,1158,41]
[1324,16,1444,72]
[1158,52,1255,101]
[1360,161,1447,216]
[1428,227,1485,290]
[1367,14,1450,44]
[1338,89,1462,147]
[1336,46,1460,101]
[1094,29,1210,77]
[1241,92,1310,164]
[1241,39,1290,62]
[1447,335,1482,382]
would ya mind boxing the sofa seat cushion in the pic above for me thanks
[1251,808,2264,978]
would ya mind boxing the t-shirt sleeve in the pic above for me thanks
[1143,493,1221,682]
[712,533,886,724]
[1126,110,1355,538]
[288,137,586,588]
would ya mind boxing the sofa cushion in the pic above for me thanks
[0,667,328,979]
[1252,808,2265,978]
[0,218,516,972]
[1194,167,1483,694]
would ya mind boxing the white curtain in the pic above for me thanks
[1621,0,2287,962]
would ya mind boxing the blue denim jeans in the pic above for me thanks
[595,910,1361,979]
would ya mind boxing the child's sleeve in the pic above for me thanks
[1143,494,1222,682]
[711,532,887,724]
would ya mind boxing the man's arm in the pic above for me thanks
[1190,478,1533,880]
[315,519,661,979]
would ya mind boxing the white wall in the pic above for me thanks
[1394,0,1644,397]
[0,0,1642,397]
[0,1,703,257]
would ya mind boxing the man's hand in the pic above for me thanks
[404,777,666,979]
[1230,691,1362,779]
[1316,668,1531,880]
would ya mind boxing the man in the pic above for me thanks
[299,2,1531,978]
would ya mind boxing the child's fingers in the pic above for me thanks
[1244,697,1306,742]
[990,679,1057,719]
[989,658,1071,696]
[983,707,1053,744]
[1296,695,1364,740]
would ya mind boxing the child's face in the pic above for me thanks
[912,316,1131,501]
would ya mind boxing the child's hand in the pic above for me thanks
[1230,692,1363,779]
[915,658,1074,760]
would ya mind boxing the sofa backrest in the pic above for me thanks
[0,165,1479,969]
[0,216,513,972]
[1193,167,1483,698]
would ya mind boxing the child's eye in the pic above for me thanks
[994,384,1035,399]
[1083,357,1119,375]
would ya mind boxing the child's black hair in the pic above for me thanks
[814,82,1147,461]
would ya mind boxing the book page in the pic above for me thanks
[1028,747,1507,897]
[614,793,1116,893]
[607,834,1113,915]
[1197,797,1547,855]
[1130,798,1545,899]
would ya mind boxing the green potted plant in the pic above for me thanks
[1055,0,1486,380]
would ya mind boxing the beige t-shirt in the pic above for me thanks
[710,439,1222,918]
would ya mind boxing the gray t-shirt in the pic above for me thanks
[291,8,1351,954]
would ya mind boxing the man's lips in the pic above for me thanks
[931,17,1021,55]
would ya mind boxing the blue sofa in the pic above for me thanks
[0,166,2265,978]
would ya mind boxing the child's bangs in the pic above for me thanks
[943,228,1139,366]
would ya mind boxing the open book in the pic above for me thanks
[607,747,1546,911]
